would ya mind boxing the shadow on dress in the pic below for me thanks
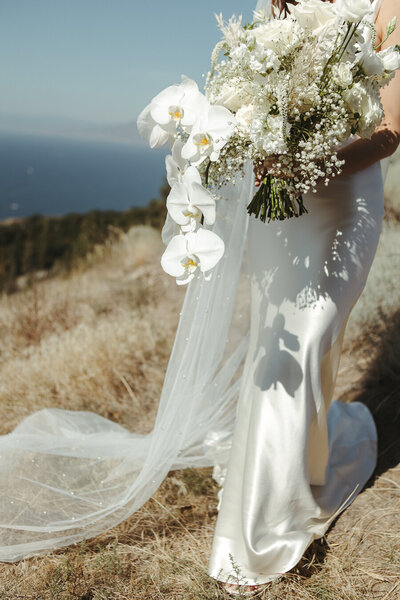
[253,314,303,397]
[242,190,387,579]
[247,194,382,315]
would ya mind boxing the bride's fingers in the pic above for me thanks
[254,157,279,185]
[255,166,267,178]
[253,164,264,178]
[254,169,267,186]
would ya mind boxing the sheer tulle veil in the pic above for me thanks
[0,1,271,564]
[0,0,389,563]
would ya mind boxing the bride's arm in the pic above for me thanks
[336,0,400,176]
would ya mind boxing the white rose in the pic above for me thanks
[253,19,298,55]
[212,83,252,112]
[344,82,367,112]
[345,83,383,136]
[288,0,337,36]
[235,104,259,135]
[332,62,353,87]
[380,46,400,72]
[361,95,382,122]
[335,0,373,23]
[359,94,383,137]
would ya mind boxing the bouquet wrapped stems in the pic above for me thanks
[247,174,308,222]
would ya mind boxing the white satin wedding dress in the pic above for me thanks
[0,0,387,586]
[208,160,384,585]
[208,0,386,585]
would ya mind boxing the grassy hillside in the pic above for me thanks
[0,180,169,293]
[0,160,399,597]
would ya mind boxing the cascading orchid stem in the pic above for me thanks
[204,159,212,186]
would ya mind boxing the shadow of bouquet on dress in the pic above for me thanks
[253,314,303,397]
[247,195,382,400]
[247,196,381,313]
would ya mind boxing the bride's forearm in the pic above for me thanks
[336,126,400,177]
[336,0,400,178]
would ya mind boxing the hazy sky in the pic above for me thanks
[0,1,256,140]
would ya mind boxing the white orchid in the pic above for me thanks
[165,140,190,187]
[161,140,198,245]
[181,104,236,165]
[151,76,208,130]
[136,104,173,149]
[137,76,208,148]
[161,212,181,246]
[165,139,216,227]
[167,175,216,227]
[161,229,225,285]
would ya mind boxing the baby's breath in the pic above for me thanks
[202,4,399,221]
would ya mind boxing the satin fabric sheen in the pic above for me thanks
[208,159,384,584]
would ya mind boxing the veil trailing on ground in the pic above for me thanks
[0,164,255,563]
[0,123,261,562]
[0,0,389,563]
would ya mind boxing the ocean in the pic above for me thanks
[0,133,168,220]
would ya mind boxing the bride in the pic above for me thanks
[208,0,400,595]
[0,0,399,598]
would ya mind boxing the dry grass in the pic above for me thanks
[0,226,185,436]
[0,216,399,600]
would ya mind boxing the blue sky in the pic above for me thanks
[0,1,255,143]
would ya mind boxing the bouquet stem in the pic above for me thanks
[247,175,308,222]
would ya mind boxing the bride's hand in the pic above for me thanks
[253,158,275,186]
[253,157,292,186]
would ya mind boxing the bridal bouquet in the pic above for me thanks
[137,0,400,284]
